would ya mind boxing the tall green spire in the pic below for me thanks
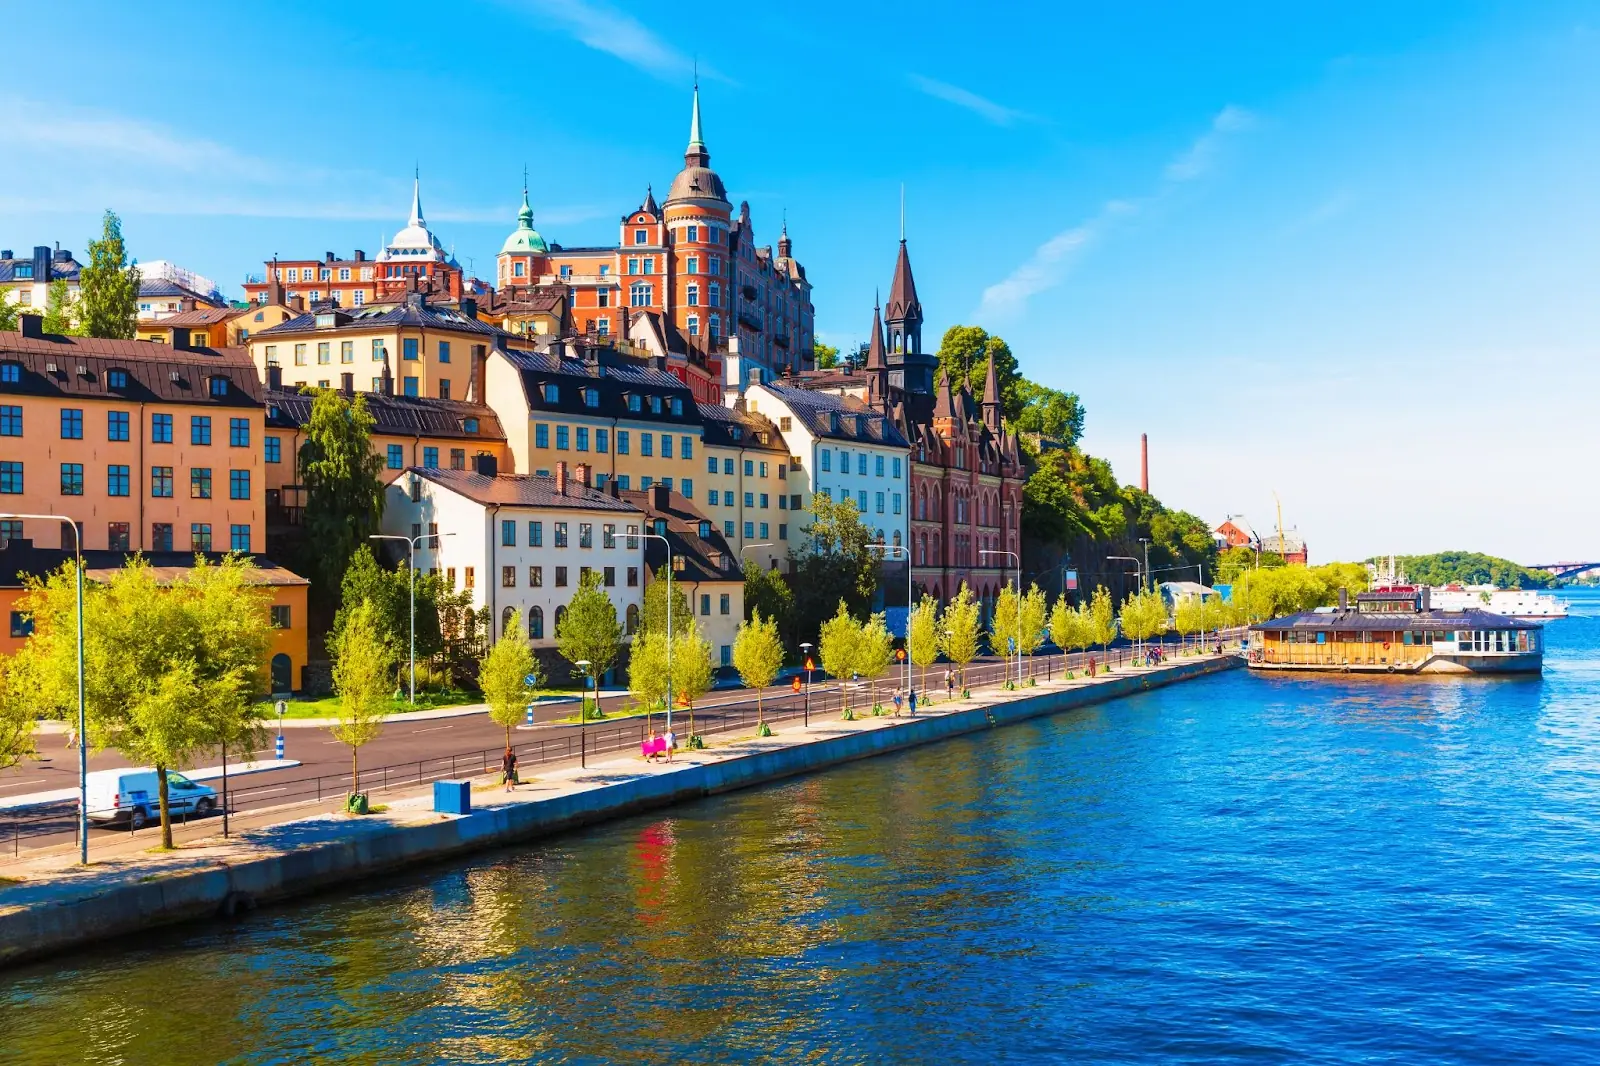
[688,83,705,152]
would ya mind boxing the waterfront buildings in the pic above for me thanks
[138,302,300,348]
[0,246,81,310]
[380,463,645,680]
[0,321,266,554]
[1261,529,1309,566]
[620,483,745,667]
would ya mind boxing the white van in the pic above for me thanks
[83,769,218,830]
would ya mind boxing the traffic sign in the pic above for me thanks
[804,657,815,671]
[895,648,906,661]
[524,674,538,686]
[791,677,802,693]
[275,699,287,718]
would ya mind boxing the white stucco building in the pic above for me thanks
[382,461,645,681]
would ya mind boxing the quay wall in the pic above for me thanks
[0,656,1241,968]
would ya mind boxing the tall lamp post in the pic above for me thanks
[639,533,676,738]
[1106,555,1143,663]
[799,641,814,727]
[369,531,454,704]
[574,659,591,766]
[2,514,87,864]
[979,548,1021,687]
[865,543,912,692]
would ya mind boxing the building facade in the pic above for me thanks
[0,319,267,554]
[137,303,299,348]
[380,464,645,681]
[1,246,81,312]
[620,483,745,668]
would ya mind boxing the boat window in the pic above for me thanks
[1316,632,1326,644]
[1402,631,1413,645]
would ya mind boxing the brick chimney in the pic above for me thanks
[651,483,671,512]
[554,460,568,495]
[574,463,591,487]
[266,364,283,391]
[1140,433,1149,494]
[171,327,194,351]
[19,313,43,339]
[474,453,498,477]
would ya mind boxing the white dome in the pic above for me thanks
[378,177,448,262]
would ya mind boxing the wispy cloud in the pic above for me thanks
[977,106,1255,321]
[527,0,696,81]
[907,74,1035,127]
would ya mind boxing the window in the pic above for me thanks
[555,566,568,587]
[191,468,212,498]
[0,363,17,384]
[582,387,600,409]
[227,417,250,448]
[596,289,611,309]
[858,490,867,511]
[709,255,722,275]
[209,377,229,398]
[858,454,867,476]
[556,425,569,450]
[450,448,465,470]
[744,521,754,539]
[148,522,172,551]
[821,450,832,472]
[10,611,33,638]
[681,435,694,460]
[721,645,732,667]
[671,397,682,417]
[265,436,282,463]
[403,338,419,361]
[579,523,593,548]
[634,228,648,244]
[403,377,419,398]
[438,341,451,364]
[423,447,439,469]
[687,315,699,337]
[530,566,543,587]
[529,521,543,547]
[536,424,550,449]
[700,594,711,616]
[108,410,129,442]
[191,416,211,445]
[501,519,516,547]
[0,406,19,437]
[682,478,693,499]
[641,433,653,458]
[0,519,17,545]
[790,494,801,509]
[438,380,452,401]
[60,463,83,496]
[150,466,173,497]
[709,282,721,308]
[191,523,212,551]
[876,492,885,513]
[555,522,569,548]
[387,444,404,469]
[293,343,307,366]
[529,606,544,639]
[597,429,609,453]
[724,520,735,537]
[744,492,754,508]
[876,455,885,477]
[317,342,331,365]
[893,493,902,515]
[60,408,83,440]
[662,435,673,460]
[687,284,699,307]
[724,458,735,475]
[108,464,130,497]
[371,339,384,362]
[759,493,769,509]
[230,524,251,552]
[630,283,652,307]
[720,594,731,616]
[152,413,172,443]
[779,523,788,540]
[502,566,516,588]
[893,457,902,479]
[709,489,720,506]
[627,567,639,588]
[106,522,131,551]
[543,383,560,403]
[269,604,292,630]
[465,567,475,590]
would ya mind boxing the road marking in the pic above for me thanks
[411,725,452,734]
[0,778,48,790]
[237,786,287,797]
[322,739,346,745]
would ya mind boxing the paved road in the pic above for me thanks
[0,646,1183,857]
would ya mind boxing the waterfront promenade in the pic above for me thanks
[0,650,1238,968]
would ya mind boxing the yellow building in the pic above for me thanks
[138,303,299,348]
[248,292,530,404]
[696,400,793,573]
[480,284,566,339]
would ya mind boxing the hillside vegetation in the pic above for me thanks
[1377,552,1552,589]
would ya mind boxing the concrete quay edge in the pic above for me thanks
[0,655,1241,969]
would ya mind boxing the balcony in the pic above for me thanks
[737,311,763,332]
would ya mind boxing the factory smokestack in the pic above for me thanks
[1140,433,1149,493]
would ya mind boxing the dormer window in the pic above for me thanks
[462,417,479,434]
[583,388,599,408]
[672,555,686,572]
[650,396,662,414]
[671,397,683,416]
[542,383,559,403]
[699,521,711,538]
[634,229,648,245]
[830,413,841,433]
[0,363,18,384]
[14,265,31,279]
[653,518,668,536]
[627,393,641,413]
[729,427,743,441]
[208,376,229,397]
[315,312,337,328]
[107,368,129,389]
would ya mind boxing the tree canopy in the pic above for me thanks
[1378,552,1554,590]
[935,325,1023,419]
[556,569,623,686]
[813,341,841,370]
[298,390,386,610]
[792,494,878,648]
[78,210,141,340]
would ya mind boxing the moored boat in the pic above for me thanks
[1245,588,1543,675]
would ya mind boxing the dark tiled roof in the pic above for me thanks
[0,542,305,588]
[139,279,217,302]
[150,306,245,327]
[256,296,514,340]
[0,260,81,284]
[759,382,909,447]
[411,468,642,513]
[1249,608,1540,633]
[264,389,505,441]
[0,331,261,407]
[498,347,700,427]
[618,487,741,584]
[696,402,788,452]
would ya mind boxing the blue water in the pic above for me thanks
[5,594,1600,1064]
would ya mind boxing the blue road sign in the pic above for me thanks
[524,674,537,686]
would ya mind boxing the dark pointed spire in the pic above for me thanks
[866,296,886,370]
[640,184,659,216]
[886,240,920,322]
[981,348,1002,431]
[933,366,957,421]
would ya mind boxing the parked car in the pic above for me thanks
[83,769,218,830]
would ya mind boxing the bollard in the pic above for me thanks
[275,733,285,761]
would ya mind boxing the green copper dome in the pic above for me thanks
[500,188,548,255]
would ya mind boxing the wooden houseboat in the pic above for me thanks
[1245,588,1543,675]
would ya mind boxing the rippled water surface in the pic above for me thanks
[6,593,1600,1064]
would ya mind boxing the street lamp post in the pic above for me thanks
[1106,555,1142,664]
[575,659,591,767]
[865,543,912,693]
[2,514,87,864]
[639,533,676,738]
[979,548,1021,687]
[369,531,455,704]
[799,641,814,727]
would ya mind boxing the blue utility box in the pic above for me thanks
[434,779,471,815]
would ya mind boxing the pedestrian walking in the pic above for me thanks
[501,747,519,792]
[664,728,677,763]
[1087,655,1097,678]
[908,686,917,716]
[892,688,904,717]
[945,669,955,701]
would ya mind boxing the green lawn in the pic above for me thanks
[271,686,585,720]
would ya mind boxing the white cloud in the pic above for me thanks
[977,106,1255,320]
[528,0,694,80]
[907,74,1034,127]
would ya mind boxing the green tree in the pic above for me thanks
[1087,585,1118,661]
[329,599,393,799]
[1213,545,1285,585]
[792,493,878,646]
[990,584,1024,678]
[817,601,860,716]
[480,610,539,747]
[0,655,37,770]
[1011,381,1085,446]
[299,390,386,610]
[77,210,141,340]
[1049,594,1090,667]
[1379,552,1551,589]
[743,561,795,639]
[855,612,895,713]
[731,608,784,731]
[556,570,623,721]
[939,583,982,690]
[1119,587,1169,659]
[671,617,715,742]
[628,630,671,731]
[907,594,940,696]
[41,279,78,336]
[0,294,22,332]
[330,546,407,656]
[1174,594,1203,654]
[640,565,692,639]
[813,340,841,369]
[935,325,1023,418]
[1018,583,1049,676]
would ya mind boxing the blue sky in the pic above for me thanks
[6,1,1599,564]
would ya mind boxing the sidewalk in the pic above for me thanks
[0,758,302,813]
[274,689,630,728]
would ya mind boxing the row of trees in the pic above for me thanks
[0,211,142,339]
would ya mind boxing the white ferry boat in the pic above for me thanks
[1424,585,1567,620]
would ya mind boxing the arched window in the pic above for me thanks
[501,606,516,638]
[876,529,885,545]
[555,605,567,633]
[893,529,902,548]
[529,606,544,640]
[626,604,640,634]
